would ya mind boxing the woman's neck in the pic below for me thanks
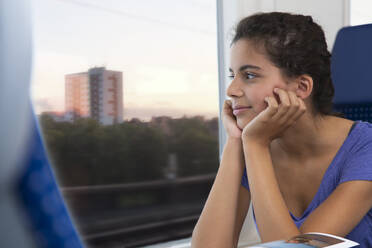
[270,114,349,163]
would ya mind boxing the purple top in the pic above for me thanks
[241,120,372,247]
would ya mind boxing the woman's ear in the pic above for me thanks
[294,75,313,99]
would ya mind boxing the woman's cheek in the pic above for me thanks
[255,100,268,113]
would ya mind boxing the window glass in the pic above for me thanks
[31,0,218,247]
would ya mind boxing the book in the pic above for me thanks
[247,232,359,248]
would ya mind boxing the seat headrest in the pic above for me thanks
[331,24,372,104]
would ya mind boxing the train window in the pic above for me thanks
[350,0,372,25]
[31,0,218,247]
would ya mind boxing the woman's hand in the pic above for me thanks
[241,88,306,146]
[222,99,242,139]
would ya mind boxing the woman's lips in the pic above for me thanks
[233,107,252,116]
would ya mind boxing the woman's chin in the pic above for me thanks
[237,112,259,129]
[237,118,249,130]
[236,112,257,129]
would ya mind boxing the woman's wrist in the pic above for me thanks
[223,136,243,155]
[226,136,243,146]
[242,137,270,150]
[223,136,245,170]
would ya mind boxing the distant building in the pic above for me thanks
[65,67,123,125]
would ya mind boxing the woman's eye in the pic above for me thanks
[245,73,256,80]
[227,73,256,80]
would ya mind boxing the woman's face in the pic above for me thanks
[228,39,296,130]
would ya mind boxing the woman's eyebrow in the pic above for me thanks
[229,64,262,72]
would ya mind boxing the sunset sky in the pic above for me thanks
[30,0,372,121]
[31,0,219,121]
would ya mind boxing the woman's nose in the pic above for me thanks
[226,78,244,98]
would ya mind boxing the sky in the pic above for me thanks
[30,0,219,121]
[30,0,372,121]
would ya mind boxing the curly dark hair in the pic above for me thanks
[232,12,339,116]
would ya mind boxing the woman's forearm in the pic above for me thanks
[242,141,300,242]
[191,138,245,248]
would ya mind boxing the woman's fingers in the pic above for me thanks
[222,99,242,137]
[290,97,307,123]
[271,88,305,125]
[287,91,300,108]
[223,100,233,114]
[286,90,301,119]
[222,100,236,122]
[263,95,279,117]
[286,91,306,124]
[272,88,291,121]
[224,99,231,108]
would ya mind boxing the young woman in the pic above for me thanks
[191,12,372,247]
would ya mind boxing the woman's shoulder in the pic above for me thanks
[323,117,372,158]
[346,119,372,150]
[330,116,372,143]
[330,118,372,184]
[353,119,372,132]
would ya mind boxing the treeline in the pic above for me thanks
[39,114,219,187]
